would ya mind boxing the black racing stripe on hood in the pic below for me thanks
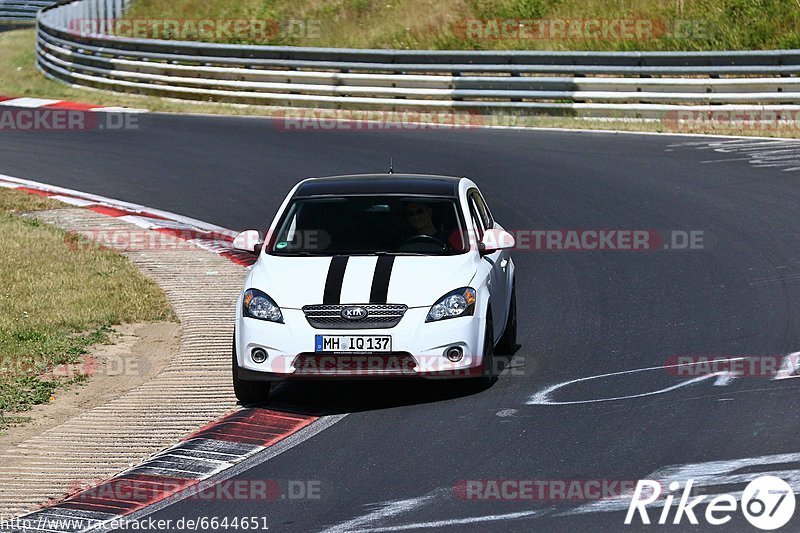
[369,255,396,304]
[323,256,349,304]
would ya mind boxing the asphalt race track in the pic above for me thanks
[3,114,800,531]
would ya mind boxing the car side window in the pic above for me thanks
[469,190,493,229]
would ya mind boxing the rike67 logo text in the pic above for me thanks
[626,476,795,530]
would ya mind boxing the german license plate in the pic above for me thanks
[315,335,392,353]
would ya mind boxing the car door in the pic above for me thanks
[468,189,508,344]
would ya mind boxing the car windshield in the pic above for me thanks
[269,195,468,256]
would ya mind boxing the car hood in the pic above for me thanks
[248,254,478,309]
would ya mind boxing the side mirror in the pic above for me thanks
[232,230,263,255]
[480,228,515,255]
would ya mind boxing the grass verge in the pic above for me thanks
[122,0,800,51]
[0,189,174,430]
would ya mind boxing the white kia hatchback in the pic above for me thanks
[231,174,516,403]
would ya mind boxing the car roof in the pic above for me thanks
[293,174,463,198]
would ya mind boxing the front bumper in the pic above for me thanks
[235,307,485,379]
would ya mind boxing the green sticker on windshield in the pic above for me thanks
[276,241,288,249]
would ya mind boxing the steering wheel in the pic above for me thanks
[400,234,447,250]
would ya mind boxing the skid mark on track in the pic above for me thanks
[320,489,444,533]
[319,488,551,533]
[561,451,800,517]
[668,139,800,173]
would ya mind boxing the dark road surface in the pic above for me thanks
[3,115,800,531]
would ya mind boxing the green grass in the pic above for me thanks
[121,0,800,50]
[0,28,263,113]
[2,17,799,143]
[0,189,174,428]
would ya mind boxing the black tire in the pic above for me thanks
[497,282,517,356]
[232,336,271,404]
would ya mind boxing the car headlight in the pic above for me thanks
[426,287,476,322]
[243,288,283,323]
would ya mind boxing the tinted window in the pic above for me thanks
[470,190,493,229]
[270,196,468,256]
[468,197,485,241]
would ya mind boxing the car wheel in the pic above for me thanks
[232,335,271,404]
[497,282,517,356]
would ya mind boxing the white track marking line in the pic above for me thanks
[85,416,348,532]
[118,214,160,229]
[700,157,754,164]
[49,195,96,206]
[526,358,745,406]
[2,173,350,531]
[670,139,800,173]
[562,452,800,517]
[93,107,148,113]
[0,173,237,237]
[736,145,800,153]
[773,352,800,380]
[0,97,61,108]
[349,509,552,532]
[713,373,735,386]
[750,152,800,161]
[320,490,445,533]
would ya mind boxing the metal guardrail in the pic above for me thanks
[0,0,50,20]
[35,0,800,118]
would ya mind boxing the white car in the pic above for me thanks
[231,174,516,403]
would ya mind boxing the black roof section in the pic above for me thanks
[294,174,462,198]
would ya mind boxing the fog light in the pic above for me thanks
[251,348,267,363]
[445,346,463,362]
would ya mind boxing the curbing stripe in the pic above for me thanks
[0,175,257,268]
[0,176,326,531]
[0,96,147,113]
[0,173,237,237]
[0,98,61,108]
[43,101,100,111]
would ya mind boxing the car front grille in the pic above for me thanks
[302,304,408,329]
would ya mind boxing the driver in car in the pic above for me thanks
[405,202,461,251]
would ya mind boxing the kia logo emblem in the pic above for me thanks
[341,306,368,320]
